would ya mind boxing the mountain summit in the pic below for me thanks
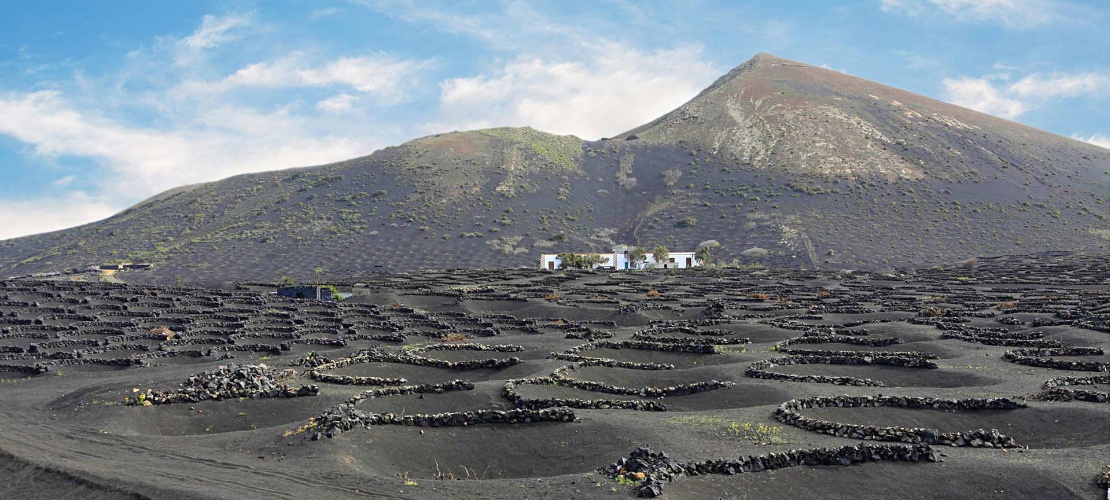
[620,52,1105,182]
[1,53,1107,282]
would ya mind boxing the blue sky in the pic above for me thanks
[1,0,1107,239]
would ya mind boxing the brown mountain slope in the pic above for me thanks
[620,52,1106,183]
[0,53,1107,283]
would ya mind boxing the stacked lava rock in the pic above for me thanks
[128,364,319,405]
[601,443,936,498]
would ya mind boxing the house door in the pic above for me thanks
[548,261,555,270]
[685,257,692,267]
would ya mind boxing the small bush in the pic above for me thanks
[676,216,697,228]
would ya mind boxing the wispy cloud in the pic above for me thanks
[315,93,360,112]
[0,192,119,240]
[309,7,343,20]
[0,13,423,239]
[355,0,588,53]
[880,0,1063,28]
[359,2,722,140]
[941,69,1110,120]
[1072,133,1110,149]
[941,76,1031,119]
[218,52,430,100]
[0,90,379,200]
[428,43,720,140]
[50,175,76,188]
[1008,71,1110,99]
[181,12,253,50]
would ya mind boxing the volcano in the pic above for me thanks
[1,53,1107,283]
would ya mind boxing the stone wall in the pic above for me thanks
[601,443,937,498]
[774,395,1023,447]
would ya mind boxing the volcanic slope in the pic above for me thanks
[1,53,1107,282]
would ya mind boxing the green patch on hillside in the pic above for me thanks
[478,127,584,172]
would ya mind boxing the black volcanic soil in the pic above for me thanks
[0,253,1108,499]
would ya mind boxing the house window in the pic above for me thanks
[668,257,675,263]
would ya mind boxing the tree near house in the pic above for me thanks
[652,245,669,267]
[695,246,713,267]
[629,247,648,268]
[556,252,610,270]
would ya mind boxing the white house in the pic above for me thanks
[540,245,700,271]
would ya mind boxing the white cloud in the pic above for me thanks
[0,192,119,240]
[0,12,434,239]
[1008,72,1110,99]
[206,52,429,101]
[941,69,1110,120]
[1072,133,1110,149]
[182,12,252,50]
[0,90,380,200]
[880,0,1061,28]
[941,76,1031,119]
[316,93,360,112]
[50,175,76,188]
[429,43,721,139]
[310,7,343,20]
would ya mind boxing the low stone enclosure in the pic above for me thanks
[503,376,668,412]
[1003,347,1109,372]
[601,444,937,498]
[746,354,938,387]
[1034,374,1110,403]
[774,395,1024,447]
[127,364,319,405]
[307,378,577,439]
[772,334,937,359]
[311,403,576,439]
[4,255,1110,497]
[307,344,525,385]
[548,339,723,370]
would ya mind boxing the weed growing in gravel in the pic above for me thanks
[282,419,318,437]
[615,473,645,486]
[729,421,788,445]
[667,416,789,445]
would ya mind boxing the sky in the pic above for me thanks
[1,0,1107,240]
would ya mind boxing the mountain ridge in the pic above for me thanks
[1,53,1107,283]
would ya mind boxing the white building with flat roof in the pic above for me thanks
[540,246,700,271]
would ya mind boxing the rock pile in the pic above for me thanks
[128,364,319,405]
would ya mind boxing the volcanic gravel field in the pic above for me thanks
[0,252,1108,499]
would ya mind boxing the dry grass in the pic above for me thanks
[147,326,176,340]
[919,306,946,317]
[440,333,470,343]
